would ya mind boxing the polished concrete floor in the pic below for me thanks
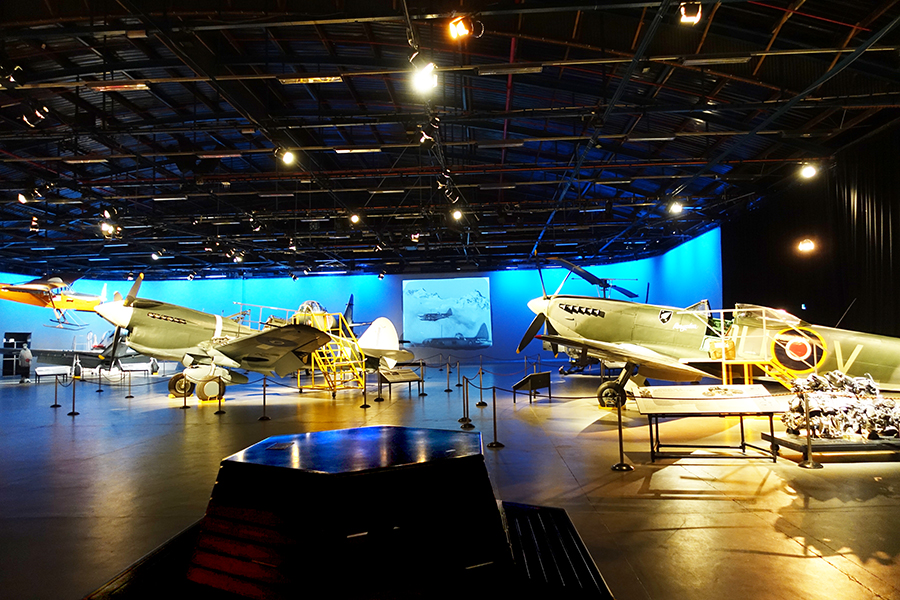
[1,361,899,600]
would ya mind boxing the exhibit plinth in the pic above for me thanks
[186,426,513,599]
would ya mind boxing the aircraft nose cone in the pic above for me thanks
[95,301,134,329]
[527,297,550,315]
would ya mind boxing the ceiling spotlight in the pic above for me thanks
[291,273,298,281]
[187,271,197,281]
[410,232,420,243]
[30,216,39,232]
[17,192,28,204]
[151,250,162,260]
[419,130,436,150]
[378,272,385,280]
[451,209,463,221]
[800,164,818,179]
[679,2,702,24]
[350,213,360,224]
[669,201,684,214]
[410,52,438,92]
[798,238,816,253]
[233,252,244,263]
[275,148,296,165]
[448,16,484,40]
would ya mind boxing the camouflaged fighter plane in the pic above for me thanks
[517,259,900,407]
[94,275,330,400]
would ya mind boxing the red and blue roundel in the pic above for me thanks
[771,328,826,373]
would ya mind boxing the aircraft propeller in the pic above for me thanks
[100,274,143,368]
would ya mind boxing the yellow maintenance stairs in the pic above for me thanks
[295,311,366,397]
[700,338,799,389]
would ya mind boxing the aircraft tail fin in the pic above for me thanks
[113,291,123,302]
[100,283,107,302]
[358,317,413,369]
[342,294,355,334]
[476,323,489,339]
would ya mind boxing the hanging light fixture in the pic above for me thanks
[679,2,702,24]
[409,51,438,92]
[800,164,818,179]
[275,148,296,165]
[448,16,484,40]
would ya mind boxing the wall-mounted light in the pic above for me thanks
[679,2,702,24]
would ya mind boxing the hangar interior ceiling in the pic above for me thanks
[1,0,899,280]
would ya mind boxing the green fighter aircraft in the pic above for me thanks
[94,275,331,399]
[517,259,900,406]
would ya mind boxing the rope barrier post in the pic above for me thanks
[96,367,104,393]
[179,377,191,409]
[611,397,634,472]
[487,386,504,449]
[68,378,79,416]
[537,354,541,372]
[375,372,384,402]
[259,375,271,421]
[458,377,472,425]
[51,374,62,408]
[360,371,371,409]
[419,360,427,397]
[214,378,226,415]
[439,354,443,371]
[461,377,475,430]
[445,361,452,392]
[476,368,487,407]
[798,391,822,469]
[456,361,462,387]
[125,371,134,399]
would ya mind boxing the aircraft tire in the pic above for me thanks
[197,378,224,401]
[597,381,625,408]
[168,373,195,397]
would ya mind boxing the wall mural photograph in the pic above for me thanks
[402,277,492,350]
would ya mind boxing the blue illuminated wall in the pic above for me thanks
[0,228,721,365]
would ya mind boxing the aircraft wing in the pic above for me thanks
[215,323,331,377]
[537,334,706,381]
[0,347,145,369]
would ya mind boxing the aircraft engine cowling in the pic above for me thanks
[183,364,248,385]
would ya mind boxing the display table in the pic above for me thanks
[634,386,787,462]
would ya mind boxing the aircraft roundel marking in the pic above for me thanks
[771,327,826,373]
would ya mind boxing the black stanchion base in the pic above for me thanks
[67,411,79,416]
[799,460,823,469]
[360,403,371,409]
[444,388,452,392]
[476,402,488,408]
[258,415,271,421]
[458,417,471,423]
[419,392,428,397]
[374,397,384,402]
[611,463,634,472]
[214,410,226,415]
[96,389,104,393]
[487,441,505,449]
[50,404,61,408]
[178,405,191,410]
[461,423,475,430]
[455,383,463,387]
[125,395,134,399]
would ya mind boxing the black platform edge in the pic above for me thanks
[501,501,615,599]
[81,521,237,600]
[762,432,900,455]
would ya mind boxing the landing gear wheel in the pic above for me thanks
[168,373,195,397]
[597,381,626,408]
[197,378,225,401]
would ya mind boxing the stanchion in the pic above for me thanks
[215,378,226,415]
[68,378,79,416]
[438,354,444,371]
[419,360,427,397]
[125,371,134,399]
[456,361,462,387]
[375,372,384,402]
[51,375,62,408]
[179,379,191,409]
[611,398,633,472]
[487,387,504,449]
[458,377,472,425]
[476,368,487,407]
[360,372,371,409]
[259,376,271,421]
[96,368,104,393]
[444,362,452,392]
[798,391,822,469]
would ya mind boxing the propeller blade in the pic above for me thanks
[516,312,546,354]
[545,320,559,356]
[612,284,638,299]
[124,273,143,307]
[537,266,547,298]
[98,326,122,367]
